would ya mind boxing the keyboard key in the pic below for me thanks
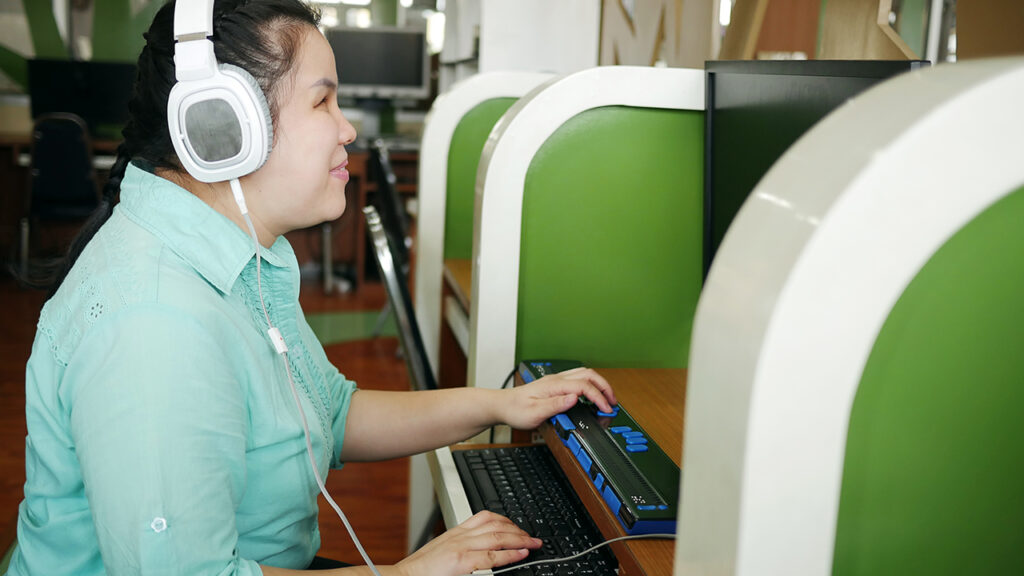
[626,444,649,453]
[473,468,501,506]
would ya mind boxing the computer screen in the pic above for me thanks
[27,59,137,141]
[325,26,429,101]
[703,59,928,277]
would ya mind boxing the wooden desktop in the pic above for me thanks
[433,258,684,575]
[535,368,684,576]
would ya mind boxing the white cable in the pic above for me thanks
[464,533,677,576]
[230,178,383,576]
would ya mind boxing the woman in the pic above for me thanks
[8,1,616,574]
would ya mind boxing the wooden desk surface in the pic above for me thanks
[443,258,473,312]
[541,368,687,576]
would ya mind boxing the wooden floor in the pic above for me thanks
[0,273,412,567]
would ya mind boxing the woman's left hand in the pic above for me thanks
[498,367,617,430]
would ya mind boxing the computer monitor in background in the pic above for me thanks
[703,59,929,278]
[27,59,137,141]
[325,26,429,102]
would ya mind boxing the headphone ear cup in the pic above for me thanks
[218,63,274,164]
[168,62,274,182]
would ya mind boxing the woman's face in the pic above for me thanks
[243,25,357,238]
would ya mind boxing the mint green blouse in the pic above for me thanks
[9,163,357,575]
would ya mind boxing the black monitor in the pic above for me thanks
[27,59,137,141]
[703,59,929,277]
[325,26,429,102]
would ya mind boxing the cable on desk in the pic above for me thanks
[461,533,678,576]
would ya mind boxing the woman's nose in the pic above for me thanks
[338,111,357,146]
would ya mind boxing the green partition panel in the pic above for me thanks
[834,184,1024,575]
[444,98,517,260]
[516,107,704,368]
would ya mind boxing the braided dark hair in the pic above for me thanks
[36,0,321,297]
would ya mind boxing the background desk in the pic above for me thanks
[0,136,419,292]
[439,258,472,388]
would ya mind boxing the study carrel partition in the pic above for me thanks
[428,65,705,572]
[409,71,552,553]
[679,56,1024,576]
[414,71,555,379]
[468,66,706,397]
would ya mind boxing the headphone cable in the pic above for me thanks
[231,179,383,576]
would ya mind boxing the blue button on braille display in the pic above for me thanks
[576,449,592,474]
[602,485,621,514]
[625,436,648,445]
[621,431,644,438]
[658,505,669,510]
[625,444,648,453]
[638,505,656,511]
[594,472,605,489]
[567,435,582,457]
[609,426,632,434]
[554,414,576,432]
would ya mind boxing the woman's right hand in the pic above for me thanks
[395,511,542,576]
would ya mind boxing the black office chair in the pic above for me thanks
[363,205,438,393]
[19,113,100,276]
[367,138,412,335]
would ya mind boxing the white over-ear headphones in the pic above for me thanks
[167,0,272,183]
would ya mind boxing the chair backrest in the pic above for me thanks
[364,205,438,391]
[468,66,706,391]
[368,138,411,273]
[28,112,99,220]
[413,71,556,378]
[678,56,1024,576]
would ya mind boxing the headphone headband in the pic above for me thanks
[168,0,273,183]
[174,0,215,43]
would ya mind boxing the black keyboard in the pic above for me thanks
[453,445,617,576]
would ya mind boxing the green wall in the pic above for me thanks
[1,0,162,91]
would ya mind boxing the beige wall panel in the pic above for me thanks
[958,0,1024,59]
[720,0,770,59]
[600,0,718,68]
[818,0,916,59]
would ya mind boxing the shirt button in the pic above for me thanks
[151,517,168,533]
